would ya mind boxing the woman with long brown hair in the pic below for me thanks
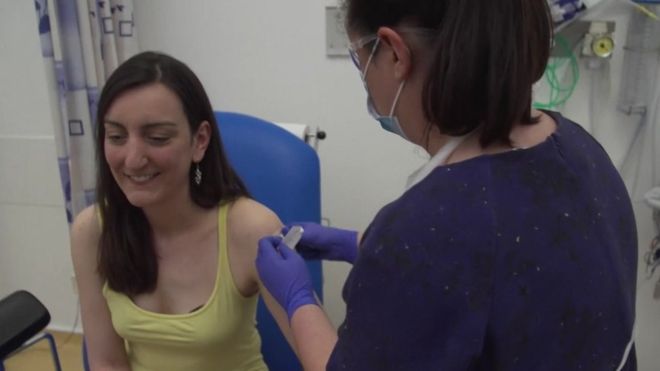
[71,51,291,371]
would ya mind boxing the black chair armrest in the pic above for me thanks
[0,290,51,359]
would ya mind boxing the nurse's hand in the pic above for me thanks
[256,236,317,320]
[282,223,359,264]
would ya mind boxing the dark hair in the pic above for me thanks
[95,51,249,296]
[344,0,553,147]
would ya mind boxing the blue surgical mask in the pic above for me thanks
[360,39,408,140]
[366,83,407,139]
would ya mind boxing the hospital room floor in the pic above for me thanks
[3,331,84,371]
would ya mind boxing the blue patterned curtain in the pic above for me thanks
[34,0,139,222]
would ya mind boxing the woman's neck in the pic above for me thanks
[423,125,479,161]
[434,110,558,165]
[142,196,211,238]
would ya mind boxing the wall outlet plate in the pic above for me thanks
[581,21,616,58]
[325,6,349,57]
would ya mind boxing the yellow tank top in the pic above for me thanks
[102,204,268,371]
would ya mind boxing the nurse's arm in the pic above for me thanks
[290,304,338,371]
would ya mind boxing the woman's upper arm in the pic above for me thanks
[228,198,298,353]
[70,206,131,370]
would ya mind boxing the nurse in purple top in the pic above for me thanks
[255,1,637,370]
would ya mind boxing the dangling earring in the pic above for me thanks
[194,163,202,185]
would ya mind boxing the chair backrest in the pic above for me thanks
[216,111,323,371]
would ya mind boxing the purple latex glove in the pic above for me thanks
[283,222,359,264]
[256,235,317,320]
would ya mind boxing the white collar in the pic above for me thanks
[405,133,471,191]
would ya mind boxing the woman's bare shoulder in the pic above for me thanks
[228,197,282,242]
[72,204,100,236]
[70,205,101,263]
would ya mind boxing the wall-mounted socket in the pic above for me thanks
[325,6,349,57]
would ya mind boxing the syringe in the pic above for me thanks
[281,225,304,250]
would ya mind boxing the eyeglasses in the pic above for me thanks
[348,34,379,71]
[347,28,438,71]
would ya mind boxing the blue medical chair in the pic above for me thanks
[0,290,62,371]
[216,111,323,371]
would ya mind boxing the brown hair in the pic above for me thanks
[344,0,553,147]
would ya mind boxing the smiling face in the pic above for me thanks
[103,82,209,209]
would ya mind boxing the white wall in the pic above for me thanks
[1,0,658,369]
[0,0,78,332]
